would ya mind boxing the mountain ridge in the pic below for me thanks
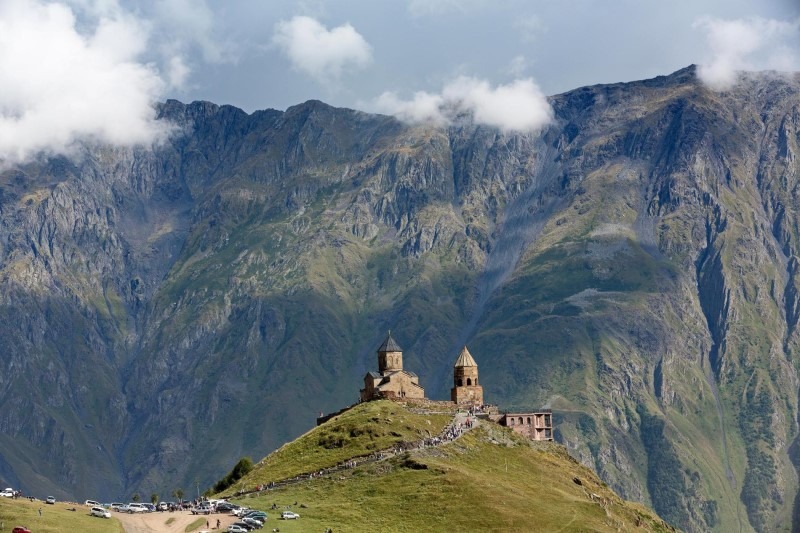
[1,65,800,532]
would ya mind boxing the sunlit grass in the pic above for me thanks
[0,498,124,533]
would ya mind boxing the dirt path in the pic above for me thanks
[115,510,238,533]
[232,409,480,499]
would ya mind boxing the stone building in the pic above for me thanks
[360,332,425,402]
[494,411,553,441]
[451,346,484,405]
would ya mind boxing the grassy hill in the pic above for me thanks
[220,400,675,532]
[0,498,123,533]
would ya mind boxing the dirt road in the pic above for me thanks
[115,510,238,533]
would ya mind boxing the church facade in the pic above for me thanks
[360,332,425,402]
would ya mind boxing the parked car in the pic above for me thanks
[232,523,256,531]
[281,511,299,520]
[157,501,168,511]
[12,527,31,533]
[110,502,125,511]
[242,516,264,529]
[46,496,56,504]
[91,506,111,518]
[228,526,249,533]
[128,503,149,513]
[0,488,15,497]
[191,505,212,515]
[216,502,236,512]
[84,499,100,506]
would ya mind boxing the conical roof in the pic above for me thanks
[454,346,477,367]
[377,331,402,352]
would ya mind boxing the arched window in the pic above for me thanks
[474,378,478,385]
[509,418,514,425]
[467,378,472,386]
[518,417,523,425]
[527,417,531,424]
[457,378,463,386]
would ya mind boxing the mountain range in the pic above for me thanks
[1,65,800,532]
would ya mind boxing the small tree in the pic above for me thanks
[150,493,158,505]
[132,493,140,502]
[173,488,184,502]
[213,457,254,493]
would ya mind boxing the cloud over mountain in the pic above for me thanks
[372,76,553,132]
[695,16,800,90]
[0,0,171,163]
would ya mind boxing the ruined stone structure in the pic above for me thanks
[451,346,484,405]
[360,332,425,402]
[494,411,553,441]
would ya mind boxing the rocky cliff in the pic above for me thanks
[1,65,799,531]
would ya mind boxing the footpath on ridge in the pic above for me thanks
[233,409,479,498]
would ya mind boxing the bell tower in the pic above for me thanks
[377,331,403,372]
[451,346,483,405]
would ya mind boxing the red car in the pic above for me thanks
[12,527,32,533]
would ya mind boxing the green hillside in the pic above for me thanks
[0,498,124,533]
[220,400,674,532]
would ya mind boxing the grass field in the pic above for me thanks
[0,498,123,533]
[225,400,453,494]
[221,403,674,532]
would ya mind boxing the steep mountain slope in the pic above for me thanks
[1,65,800,531]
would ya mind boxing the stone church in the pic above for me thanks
[451,346,484,405]
[360,332,425,401]
[348,332,553,441]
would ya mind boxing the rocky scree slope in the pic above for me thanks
[1,65,800,532]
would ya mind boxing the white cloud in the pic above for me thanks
[507,55,529,77]
[272,16,372,84]
[167,55,191,89]
[153,0,227,64]
[694,16,800,90]
[371,76,554,133]
[373,91,446,125]
[0,0,172,164]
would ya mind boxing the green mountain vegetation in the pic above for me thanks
[221,400,674,532]
[2,66,800,531]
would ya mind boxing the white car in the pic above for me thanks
[281,511,299,520]
[90,506,111,518]
[0,488,14,497]
[128,503,149,513]
[84,499,100,506]
[228,526,248,533]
